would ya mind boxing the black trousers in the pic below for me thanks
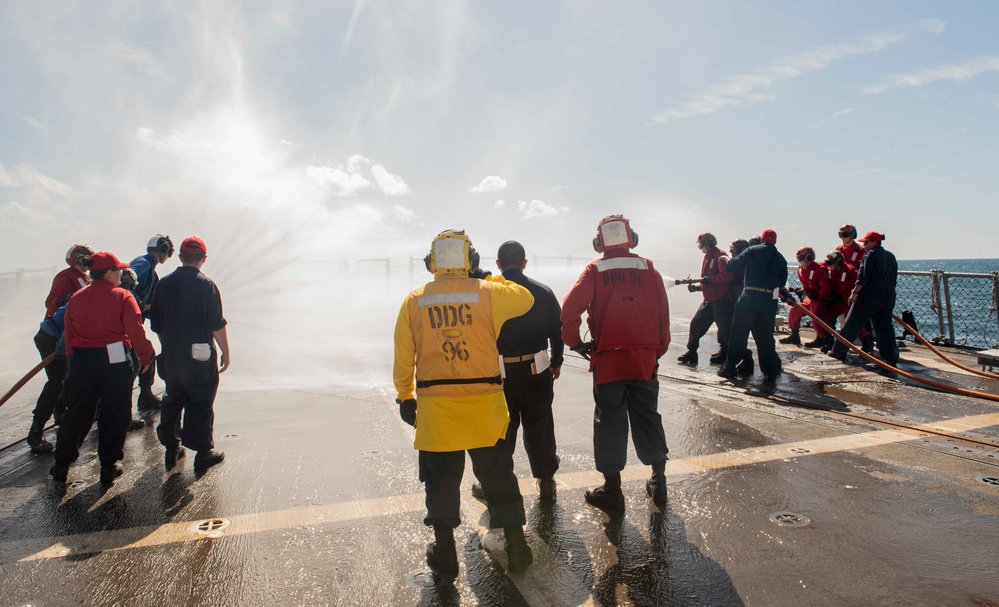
[502,362,559,479]
[419,441,526,529]
[156,351,219,452]
[54,348,135,465]
[724,292,782,376]
[32,330,67,424]
[592,379,669,474]
[686,298,734,352]
[138,357,156,392]
[831,291,899,365]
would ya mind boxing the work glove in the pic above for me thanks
[687,284,701,293]
[699,276,710,284]
[397,398,417,427]
[807,291,819,300]
[468,268,492,279]
[571,341,594,361]
[778,287,795,304]
[792,287,805,299]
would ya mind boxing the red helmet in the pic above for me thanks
[592,215,638,253]
[696,232,717,249]
[825,250,845,266]
[795,247,815,263]
[65,244,94,267]
[838,224,857,239]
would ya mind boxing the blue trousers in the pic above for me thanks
[724,292,782,377]
[592,379,669,474]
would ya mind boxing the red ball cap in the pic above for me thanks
[180,236,207,254]
[90,252,130,271]
[761,229,777,244]
[858,231,884,243]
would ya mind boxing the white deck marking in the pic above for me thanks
[4,411,997,569]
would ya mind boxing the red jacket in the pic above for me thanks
[829,263,859,303]
[700,247,734,303]
[45,267,91,317]
[799,261,833,301]
[561,250,670,385]
[836,241,865,269]
[64,280,155,364]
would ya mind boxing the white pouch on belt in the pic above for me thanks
[191,343,212,362]
[532,350,551,375]
[106,341,127,364]
[772,287,780,300]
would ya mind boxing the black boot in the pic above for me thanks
[426,524,458,586]
[27,419,54,454]
[803,336,827,348]
[503,525,534,573]
[137,390,162,411]
[585,473,625,512]
[779,330,801,345]
[736,350,754,375]
[646,462,668,506]
[708,348,727,365]
[861,334,876,353]
[677,350,698,365]
[100,461,124,485]
[820,336,835,353]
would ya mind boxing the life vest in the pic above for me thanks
[409,277,503,398]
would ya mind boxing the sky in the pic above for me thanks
[2,0,999,274]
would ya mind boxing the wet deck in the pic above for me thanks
[1,323,998,606]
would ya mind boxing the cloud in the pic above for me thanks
[494,199,506,208]
[812,106,857,127]
[517,199,569,219]
[0,162,79,198]
[843,168,883,177]
[107,40,164,75]
[0,200,53,223]
[469,175,508,193]
[862,56,999,94]
[652,30,911,123]
[338,0,368,65]
[371,164,411,195]
[550,185,568,192]
[306,165,372,196]
[24,117,46,132]
[393,204,417,223]
[928,127,967,142]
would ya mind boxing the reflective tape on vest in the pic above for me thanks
[417,292,481,307]
[595,258,649,272]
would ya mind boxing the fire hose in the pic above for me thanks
[890,313,998,380]
[785,299,999,404]
[0,353,55,409]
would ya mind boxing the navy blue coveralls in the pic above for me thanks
[495,267,564,481]
[830,245,899,365]
[722,243,788,377]
[150,266,227,453]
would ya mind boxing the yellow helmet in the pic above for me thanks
[425,229,479,275]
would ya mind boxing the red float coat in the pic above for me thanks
[699,247,734,303]
[799,261,833,301]
[64,280,154,365]
[836,241,865,269]
[45,266,91,318]
[561,249,670,385]
[828,263,859,303]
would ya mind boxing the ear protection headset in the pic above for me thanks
[696,232,717,249]
[592,215,639,253]
[838,224,857,239]
[795,246,815,263]
[147,234,175,257]
[65,244,94,268]
[825,251,844,266]
[120,268,138,291]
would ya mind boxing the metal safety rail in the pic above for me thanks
[0,267,55,317]
[787,268,999,351]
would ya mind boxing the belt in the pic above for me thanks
[743,286,773,293]
[416,375,503,389]
[502,353,536,364]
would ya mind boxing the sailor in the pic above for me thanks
[129,234,174,410]
[469,240,563,502]
[677,233,734,366]
[393,229,535,585]
[561,215,671,512]
[151,237,229,472]
[726,239,755,373]
[781,246,836,349]
[30,245,94,453]
[718,229,787,381]
[49,252,155,485]
[829,232,899,366]
[824,251,872,353]
[44,244,93,318]
[835,224,865,269]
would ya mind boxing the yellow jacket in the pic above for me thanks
[394,273,534,451]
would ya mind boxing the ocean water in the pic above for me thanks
[789,258,998,350]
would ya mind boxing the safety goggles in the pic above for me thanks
[838,230,852,237]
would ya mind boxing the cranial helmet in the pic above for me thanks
[424,229,480,275]
[730,239,749,256]
[592,215,638,253]
[120,267,138,291]
[696,232,717,249]
[796,246,815,263]
[65,244,94,268]
[838,224,857,239]
[147,234,174,257]
[825,250,845,266]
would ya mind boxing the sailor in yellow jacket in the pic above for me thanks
[394,229,535,585]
